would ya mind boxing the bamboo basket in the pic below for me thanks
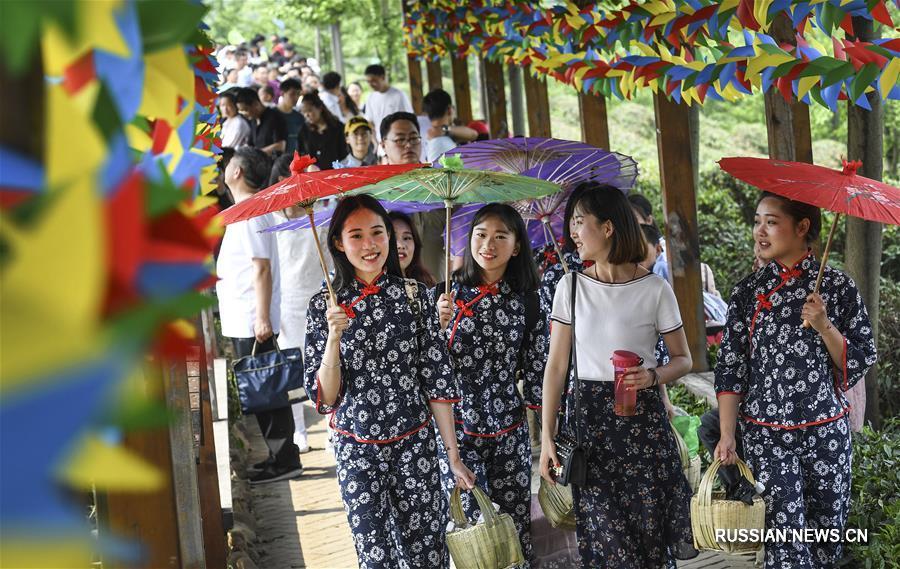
[690,459,766,553]
[537,477,577,531]
[671,423,701,493]
[446,486,524,569]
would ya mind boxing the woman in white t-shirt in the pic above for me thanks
[539,184,697,568]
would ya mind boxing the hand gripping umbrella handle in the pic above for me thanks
[306,206,337,306]
[802,213,841,329]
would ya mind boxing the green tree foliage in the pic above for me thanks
[203,0,405,82]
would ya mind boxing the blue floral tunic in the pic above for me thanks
[439,280,547,435]
[715,252,876,428]
[304,271,458,443]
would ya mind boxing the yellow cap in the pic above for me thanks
[344,116,371,136]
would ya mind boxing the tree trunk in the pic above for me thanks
[314,26,323,67]
[329,23,344,78]
[507,65,525,137]
[846,16,884,429]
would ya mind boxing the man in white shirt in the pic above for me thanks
[364,64,413,144]
[319,71,345,123]
[216,147,303,484]
[421,88,478,163]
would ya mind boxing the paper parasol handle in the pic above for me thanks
[803,212,841,329]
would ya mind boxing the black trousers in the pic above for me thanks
[232,336,300,469]
[697,408,744,489]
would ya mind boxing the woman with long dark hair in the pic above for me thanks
[298,92,347,169]
[434,203,547,565]
[539,185,696,568]
[303,195,474,569]
[715,193,876,568]
[388,211,435,287]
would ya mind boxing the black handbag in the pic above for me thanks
[553,272,590,487]
[234,340,304,414]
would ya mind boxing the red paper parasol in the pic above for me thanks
[217,153,426,303]
[718,157,900,325]
[218,154,426,225]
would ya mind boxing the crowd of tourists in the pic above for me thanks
[214,34,877,569]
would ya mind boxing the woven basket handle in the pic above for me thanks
[697,458,757,508]
[449,486,499,528]
[670,422,690,465]
[449,487,469,527]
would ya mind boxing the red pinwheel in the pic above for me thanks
[218,153,426,303]
[718,156,899,325]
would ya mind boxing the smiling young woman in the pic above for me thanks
[539,184,697,568]
[303,194,474,569]
[715,193,877,568]
[434,203,546,564]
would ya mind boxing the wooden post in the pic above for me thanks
[578,91,610,149]
[103,364,184,568]
[482,59,508,138]
[426,58,442,92]
[764,15,813,164]
[451,56,473,124]
[407,55,424,115]
[402,0,424,115]
[190,320,227,568]
[846,16,884,428]
[508,65,526,136]
[165,359,207,568]
[654,93,707,371]
[522,69,551,137]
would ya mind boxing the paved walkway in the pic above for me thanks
[245,402,758,569]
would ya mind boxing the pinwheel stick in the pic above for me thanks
[305,205,337,306]
[542,218,569,274]
[802,212,841,329]
[445,200,453,296]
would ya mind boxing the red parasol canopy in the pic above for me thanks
[718,157,899,327]
[218,153,427,225]
[717,157,900,226]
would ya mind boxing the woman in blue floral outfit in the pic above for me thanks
[304,195,474,569]
[434,203,547,565]
[715,193,877,569]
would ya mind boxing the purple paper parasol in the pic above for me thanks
[442,137,639,190]
[443,201,563,257]
[262,200,443,233]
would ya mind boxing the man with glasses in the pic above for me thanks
[379,112,423,165]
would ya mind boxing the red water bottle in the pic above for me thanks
[612,350,643,416]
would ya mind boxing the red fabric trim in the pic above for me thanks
[740,409,848,430]
[430,398,461,403]
[716,391,743,398]
[315,372,341,414]
[447,280,501,348]
[329,415,432,444]
[748,257,808,337]
[340,270,385,318]
[454,419,524,438]
[526,404,543,410]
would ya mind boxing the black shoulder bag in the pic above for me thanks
[552,272,589,487]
